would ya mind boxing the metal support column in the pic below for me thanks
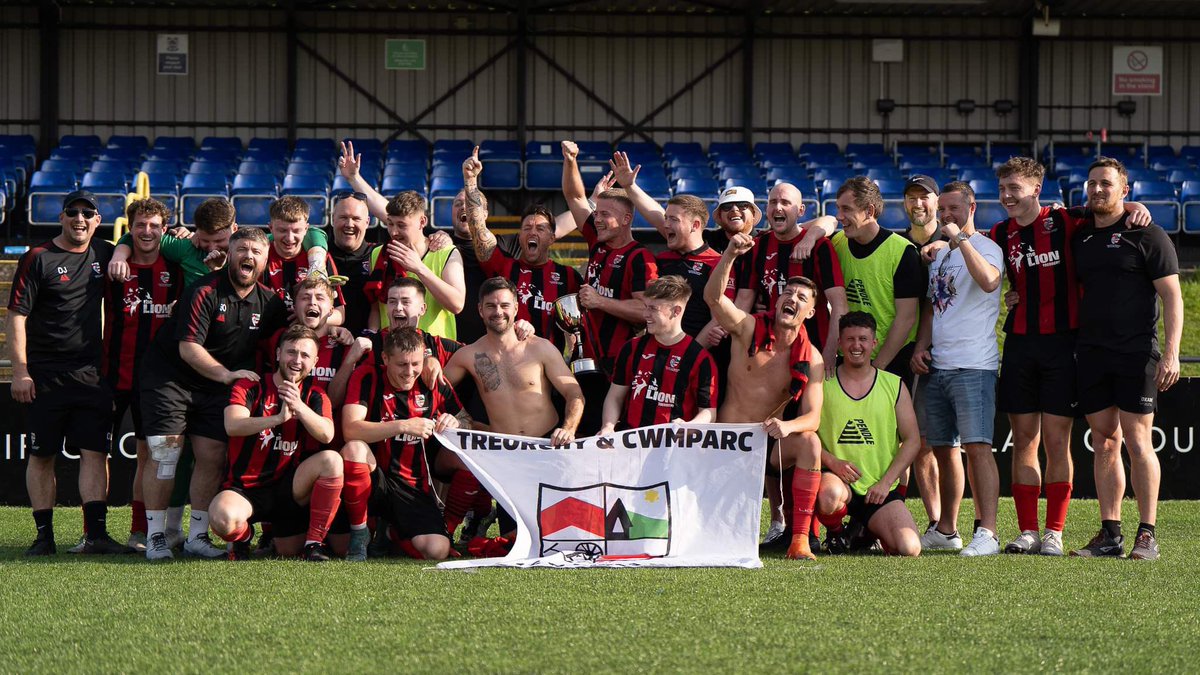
[1018,17,1039,145]
[515,1,528,148]
[286,3,298,144]
[742,6,757,149]
[38,0,61,158]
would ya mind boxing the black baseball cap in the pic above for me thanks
[62,190,100,211]
[905,175,940,196]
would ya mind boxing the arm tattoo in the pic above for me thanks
[474,352,502,392]
[455,409,473,430]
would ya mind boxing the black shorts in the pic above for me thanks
[370,468,448,540]
[112,388,145,441]
[997,333,1078,417]
[847,487,905,527]
[230,470,309,538]
[1076,346,1159,416]
[140,378,229,441]
[24,366,113,458]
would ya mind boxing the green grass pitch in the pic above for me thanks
[1,499,1197,673]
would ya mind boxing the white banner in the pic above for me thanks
[434,423,767,569]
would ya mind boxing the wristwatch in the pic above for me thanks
[955,231,971,244]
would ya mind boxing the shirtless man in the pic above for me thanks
[443,277,585,539]
[705,232,825,560]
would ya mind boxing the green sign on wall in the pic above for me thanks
[385,39,426,70]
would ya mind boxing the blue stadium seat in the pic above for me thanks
[875,179,907,198]
[49,146,94,163]
[524,157,563,191]
[27,170,79,225]
[430,163,461,181]
[90,160,135,177]
[344,138,384,155]
[433,139,474,156]
[332,175,378,197]
[231,174,278,227]
[969,180,1000,199]
[1167,169,1200,186]
[674,177,720,199]
[287,160,333,178]
[672,166,714,183]
[1131,181,1180,232]
[429,175,464,228]
[107,135,150,153]
[282,174,330,226]
[180,173,229,227]
[387,139,430,162]
[949,157,990,171]
[1152,158,1192,173]
[145,148,191,162]
[145,172,180,223]
[294,138,335,154]
[244,147,288,163]
[1179,145,1200,164]
[1125,167,1161,183]
[189,160,235,177]
[1181,181,1200,233]
[958,168,993,184]
[718,165,761,182]
[616,141,659,160]
[1132,180,1177,200]
[231,173,278,195]
[668,156,710,171]
[238,160,285,178]
[383,163,426,180]
[80,172,130,223]
[868,168,904,183]
[201,136,243,153]
[380,174,426,197]
[60,134,102,150]
[154,136,197,155]
[878,200,910,231]
[1041,179,1064,205]
[40,159,86,176]
[813,168,855,189]
[766,166,806,185]
[799,142,838,157]
[973,200,1009,228]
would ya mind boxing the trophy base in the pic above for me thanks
[570,358,598,375]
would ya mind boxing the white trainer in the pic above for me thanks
[165,528,185,550]
[1039,530,1064,556]
[1004,530,1042,554]
[126,532,147,552]
[146,532,174,561]
[762,521,787,544]
[920,527,963,551]
[961,527,1000,557]
[183,533,227,559]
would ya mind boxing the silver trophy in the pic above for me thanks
[554,294,597,375]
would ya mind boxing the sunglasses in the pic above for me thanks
[335,191,368,204]
[718,202,752,212]
[64,207,98,219]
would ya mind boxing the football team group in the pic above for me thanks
[9,140,1181,563]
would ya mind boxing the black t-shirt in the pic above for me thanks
[1072,214,1179,355]
[145,271,289,392]
[847,228,926,299]
[8,238,114,373]
[328,238,374,336]
[454,232,521,344]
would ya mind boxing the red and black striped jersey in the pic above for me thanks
[656,245,730,337]
[102,257,183,392]
[481,250,583,351]
[750,312,813,401]
[364,327,461,370]
[225,376,332,490]
[263,247,344,314]
[738,232,844,351]
[579,214,658,371]
[612,334,717,429]
[345,362,463,491]
[987,206,1085,336]
[262,328,348,388]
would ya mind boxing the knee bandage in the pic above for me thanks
[149,436,183,479]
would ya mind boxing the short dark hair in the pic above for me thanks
[941,180,976,205]
[386,190,427,218]
[995,156,1045,183]
[279,324,319,349]
[125,197,172,225]
[230,227,269,247]
[1088,156,1129,185]
[194,198,236,233]
[643,275,692,303]
[784,276,818,302]
[839,311,877,335]
[388,276,426,296]
[383,326,424,355]
[520,204,556,230]
[836,176,885,218]
[479,276,517,302]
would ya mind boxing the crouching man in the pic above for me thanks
[816,312,922,557]
[210,325,343,561]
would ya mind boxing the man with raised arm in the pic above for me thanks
[704,232,825,560]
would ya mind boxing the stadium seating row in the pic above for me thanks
[8,134,1200,234]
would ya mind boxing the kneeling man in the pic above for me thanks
[210,325,343,561]
[816,312,922,556]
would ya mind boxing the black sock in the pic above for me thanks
[1102,519,1122,539]
[83,501,108,540]
[927,520,937,531]
[973,519,981,533]
[33,509,54,540]
[1137,522,1155,537]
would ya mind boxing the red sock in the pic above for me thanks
[779,468,795,533]
[818,505,848,530]
[472,487,493,515]
[790,470,820,538]
[131,500,147,535]
[810,513,821,539]
[896,483,909,498]
[221,521,252,544]
[1012,483,1042,532]
[306,476,343,544]
[342,461,372,528]
[1044,482,1072,532]
[397,538,425,560]
[444,469,481,535]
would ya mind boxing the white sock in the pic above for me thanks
[166,506,184,532]
[146,510,167,538]
[350,523,368,531]
[188,511,209,541]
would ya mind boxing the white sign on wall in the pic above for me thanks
[1112,46,1162,96]
[157,34,189,76]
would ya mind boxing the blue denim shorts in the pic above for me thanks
[924,368,998,447]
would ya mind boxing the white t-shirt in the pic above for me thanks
[928,232,1004,370]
